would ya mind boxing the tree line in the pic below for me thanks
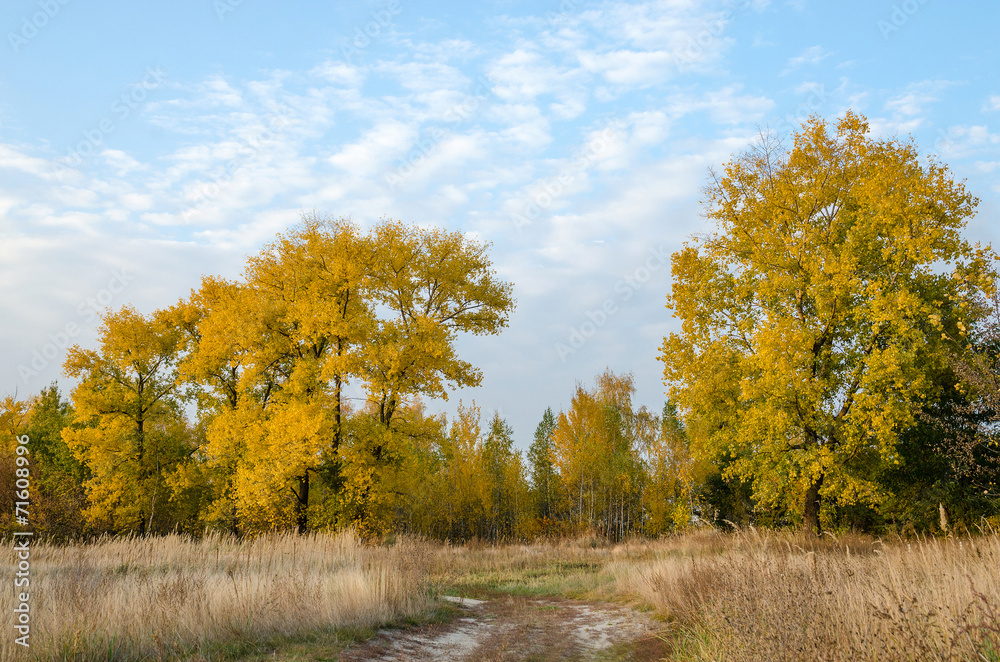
[2,112,999,540]
[2,365,697,540]
[0,217,691,541]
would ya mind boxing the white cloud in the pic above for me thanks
[328,120,415,175]
[100,149,145,176]
[932,124,1000,160]
[488,48,583,103]
[199,76,246,108]
[667,85,774,125]
[866,80,956,138]
[578,49,677,86]
[309,60,366,88]
[884,80,951,117]
[408,38,482,62]
[0,144,59,179]
[550,98,587,120]
[375,60,468,94]
[752,32,777,48]
[490,1,737,98]
[781,45,832,75]
[628,110,672,145]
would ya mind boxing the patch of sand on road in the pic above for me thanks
[338,594,664,661]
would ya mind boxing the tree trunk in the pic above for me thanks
[334,373,342,452]
[295,473,310,535]
[334,338,343,454]
[803,473,823,536]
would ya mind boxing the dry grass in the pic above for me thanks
[0,530,434,661]
[6,528,1000,661]
[613,528,1000,661]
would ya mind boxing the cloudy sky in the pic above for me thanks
[2,0,998,447]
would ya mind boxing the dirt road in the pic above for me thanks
[338,594,667,661]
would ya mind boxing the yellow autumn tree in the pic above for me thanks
[161,276,257,534]
[0,395,30,443]
[642,402,698,534]
[336,220,515,537]
[361,220,516,425]
[552,370,652,539]
[164,214,514,536]
[337,399,449,539]
[661,112,998,534]
[170,218,372,534]
[438,400,489,540]
[363,398,450,538]
[62,306,195,534]
[0,395,31,537]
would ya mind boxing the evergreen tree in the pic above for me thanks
[528,407,559,523]
[24,384,88,538]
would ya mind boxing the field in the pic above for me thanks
[2,529,999,661]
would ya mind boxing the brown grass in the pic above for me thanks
[613,528,1000,661]
[4,528,1000,661]
[0,530,434,661]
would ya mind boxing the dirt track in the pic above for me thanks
[338,594,666,661]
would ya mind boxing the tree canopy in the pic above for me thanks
[660,112,998,534]
[60,216,516,537]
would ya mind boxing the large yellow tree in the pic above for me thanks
[168,215,514,535]
[339,219,515,536]
[63,306,194,534]
[661,112,997,534]
[362,220,515,427]
[167,218,372,534]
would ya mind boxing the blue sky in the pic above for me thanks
[2,0,999,447]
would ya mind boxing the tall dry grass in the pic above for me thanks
[614,529,1000,661]
[6,528,1000,661]
[0,530,434,661]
